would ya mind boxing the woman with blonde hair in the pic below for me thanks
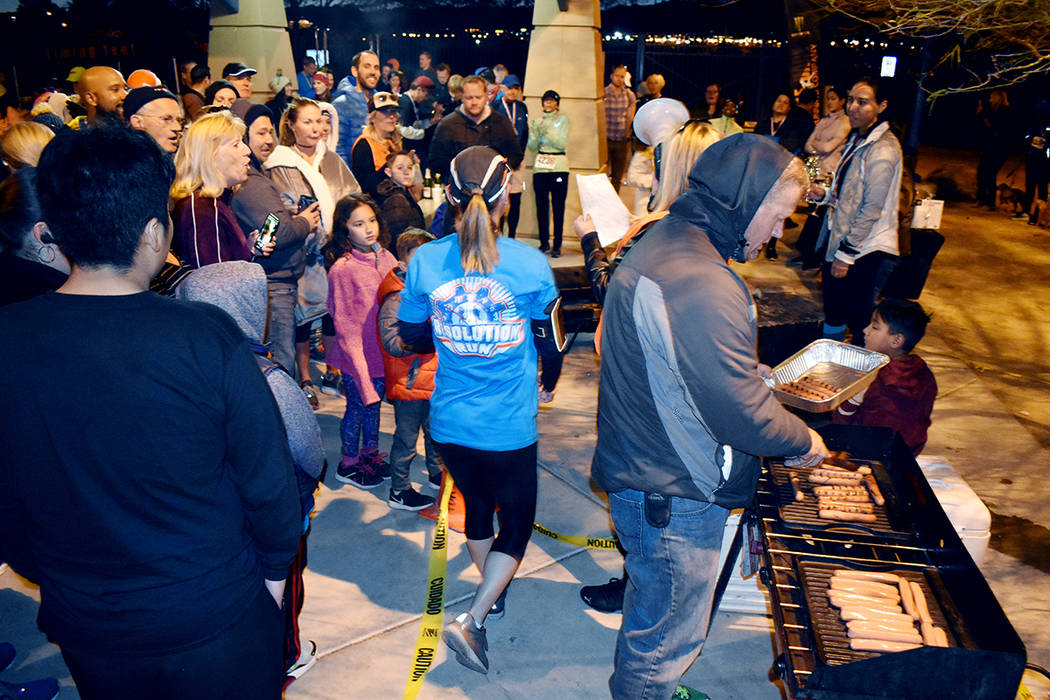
[2,121,54,171]
[171,111,271,268]
[265,96,359,404]
[397,146,563,676]
[350,91,403,197]
[576,119,722,309]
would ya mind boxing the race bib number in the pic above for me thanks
[535,153,558,170]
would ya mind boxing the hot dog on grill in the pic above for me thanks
[808,468,864,485]
[819,509,877,523]
[899,579,918,620]
[829,579,900,599]
[818,499,875,514]
[863,473,886,506]
[850,638,922,653]
[828,593,903,612]
[813,485,869,501]
[789,471,804,502]
[846,626,922,644]
[910,582,933,625]
[839,608,916,624]
[832,570,901,585]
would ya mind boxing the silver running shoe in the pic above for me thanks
[442,611,489,674]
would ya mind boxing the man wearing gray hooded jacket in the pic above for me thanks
[593,134,829,699]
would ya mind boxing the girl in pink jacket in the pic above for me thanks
[323,194,398,489]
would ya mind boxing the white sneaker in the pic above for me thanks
[286,639,317,680]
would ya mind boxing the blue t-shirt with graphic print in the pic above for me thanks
[399,234,558,451]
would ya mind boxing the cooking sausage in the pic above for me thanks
[828,592,903,611]
[832,570,901,585]
[818,499,875,514]
[863,473,886,506]
[829,579,901,599]
[812,485,870,501]
[819,509,877,523]
[847,619,919,635]
[847,626,922,644]
[899,579,918,620]
[850,638,922,653]
[910,581,933,624]
[932,626,949,647]
[839,608,917,624]
[789,470,804,502]
[810,468,860,484]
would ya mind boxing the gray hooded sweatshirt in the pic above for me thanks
[592,134,812,508]
[177,261,324,481]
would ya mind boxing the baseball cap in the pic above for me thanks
[222,62,257,78]
[371,91,399,112]
[411,76,434,90]
[503,75,522,88]
[127,69,162,89]
[66,66,86,83]
[123,86,179,120]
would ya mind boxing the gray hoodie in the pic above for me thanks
[593,134,812,508]
[177,261,324,480]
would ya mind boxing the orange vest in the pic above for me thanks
[377,269,438,401]
[353,134,392,173]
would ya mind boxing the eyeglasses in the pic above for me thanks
[140,112,185,128]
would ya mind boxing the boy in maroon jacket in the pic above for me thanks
[834,298,937,455]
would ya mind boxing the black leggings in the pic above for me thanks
[294,313,334,343]
[505,192,522,238]
[434,441,537,560]
[822,251,890,344]
[533,171,568,251]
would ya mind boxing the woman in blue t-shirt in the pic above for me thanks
[397,146,563,676]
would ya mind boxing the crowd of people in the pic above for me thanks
[0,44,945,700]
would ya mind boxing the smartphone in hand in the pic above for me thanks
[297,195,318,213]
[254,212,280,254]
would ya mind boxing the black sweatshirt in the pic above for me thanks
[0,291,301,655]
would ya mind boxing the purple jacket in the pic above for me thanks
[172,191,253,269]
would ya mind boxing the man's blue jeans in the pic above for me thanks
[608,488,730,699]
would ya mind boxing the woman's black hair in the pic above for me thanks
[204,79,240,105]
[853,76,887,105]
[0,168,41,254]
[323,192,390,269]
[36,126,174,270]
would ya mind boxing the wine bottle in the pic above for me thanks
[422,168,433,200]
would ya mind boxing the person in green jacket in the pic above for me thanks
[528,89,570,257]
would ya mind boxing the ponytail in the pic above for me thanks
[456,193,500,274]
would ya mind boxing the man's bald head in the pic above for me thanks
[77,66,128,121]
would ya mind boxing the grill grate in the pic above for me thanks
[797,561,961,666]
[761,460,909,540]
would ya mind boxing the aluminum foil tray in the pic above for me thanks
[764,339,889,412]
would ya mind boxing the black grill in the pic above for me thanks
[754,425,1026,700]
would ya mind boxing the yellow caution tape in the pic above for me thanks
[532,522,620,550]
[403,471,453,700]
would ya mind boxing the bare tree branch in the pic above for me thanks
[813,0,1050,96]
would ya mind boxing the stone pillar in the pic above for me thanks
[209,0,295,103]
[518,0,605,240]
